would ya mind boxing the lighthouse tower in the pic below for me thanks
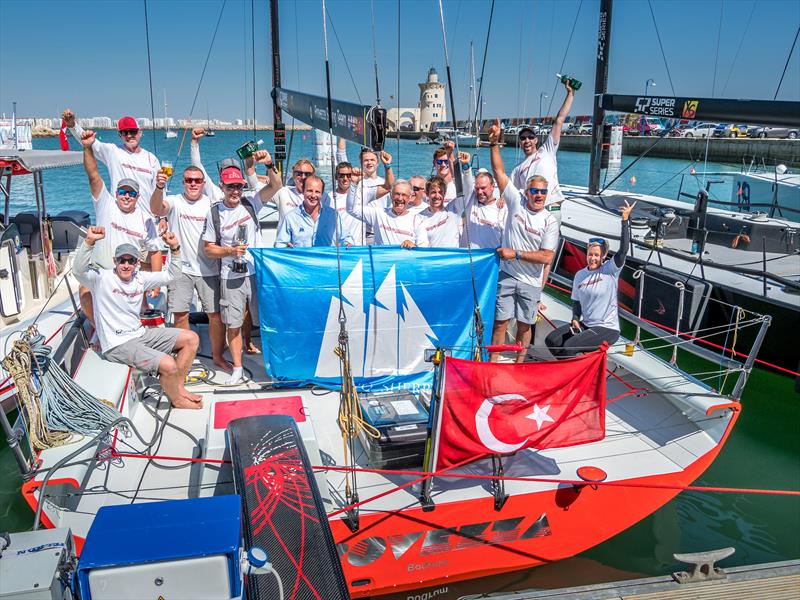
[418,68,446,132]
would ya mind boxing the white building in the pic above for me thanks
[386,67,447,132]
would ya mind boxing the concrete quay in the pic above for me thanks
[394,131,800,167]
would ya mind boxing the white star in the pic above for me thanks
[526,403,555,430]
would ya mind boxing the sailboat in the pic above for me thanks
[163,89,177,139]
[205,101,216,136]
[456,42,480,148]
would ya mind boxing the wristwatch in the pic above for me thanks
[265,162,275,169]
[170,245,181,253]
[515,250,521,260]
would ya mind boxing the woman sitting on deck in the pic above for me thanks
[545,199,635,358]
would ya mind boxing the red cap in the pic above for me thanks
[220,166,246,185]
[117,116,139,131]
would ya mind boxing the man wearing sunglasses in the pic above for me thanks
[79,130,161,322]
[202,165,265,385]
[189,128,262,203]
[75,225,203,410]
[347,179,427,248]
[332,161,366,244]
[256,157,333,229]
[408,176,429,214]
[150,165,231,373]
[487,127,560,362]
[63,109,160,218]
[432,143,458,205]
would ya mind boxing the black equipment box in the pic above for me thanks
[358,391,429,470]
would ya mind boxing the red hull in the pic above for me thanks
[332,410,739,598]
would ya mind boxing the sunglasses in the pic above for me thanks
[115,256,138,265]
[528,187,548,195]
[119,129,139,136]
[412,186,425,192]
[224,183,245,191]
[184,177,204,184]
[294,171,313,177]
[116,188,139,198]
[337,172,353,178]
[435,159,450,166]
[589,237,607,246]
[519,133,537,141]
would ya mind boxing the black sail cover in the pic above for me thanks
[600,94,800,127]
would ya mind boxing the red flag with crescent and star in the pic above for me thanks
[59,119,69,151]
[435,346,608,469]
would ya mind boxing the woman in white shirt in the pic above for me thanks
[546,200,635,358]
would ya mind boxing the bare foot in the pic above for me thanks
[181,389,203,403]
[171,396,203,409]
[213,356,233,373]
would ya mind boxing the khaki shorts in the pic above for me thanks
[220,275,259,329]
[103,327,182,375]
[495,271,542,325]
[168,272,221,313]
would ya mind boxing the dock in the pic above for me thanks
[459,559,800,600]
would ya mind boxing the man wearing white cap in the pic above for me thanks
[62,109,160,217]
[202,165,264,385]
[74,226,203,409]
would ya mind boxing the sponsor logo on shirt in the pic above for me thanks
[513,214,543,236]
[180,213,207,223]
[120,163,154,175]
[112,287,142,298]
[470,208,501,227]
[222,215,251,232]
[379,223,413,236]
[425,216,450,232]
[110,221,145,239]
[577,275,605,289]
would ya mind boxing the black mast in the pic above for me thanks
[588,0,613,195]
[269,0,287,178]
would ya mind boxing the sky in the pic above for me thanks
[1,0,798,123]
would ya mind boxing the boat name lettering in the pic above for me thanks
[406,586,449,600]
[407,559,448,572]
[15,542,65,555]
[342,513,551,567]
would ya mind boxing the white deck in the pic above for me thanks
[29,290,737,540]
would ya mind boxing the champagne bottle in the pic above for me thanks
[236,139,264,160]
[555,73,582,91]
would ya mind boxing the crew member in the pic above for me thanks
[63,109,160,217]
[347,178,428,248]
[447,153,507,249]
[432,143,458,205]
[420,176,460,247]
[189,128,263,202]
[488,124,559,362]
[202,165,264,385]
[408,176,429,214]
[75,226,202,409]
[331,161,366,244]
[546,200,635,357]
[275,175,353,248]
[150,166,231,372]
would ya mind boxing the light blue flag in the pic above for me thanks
[250,246,499,393]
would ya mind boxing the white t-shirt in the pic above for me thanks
[333,190,367,245]
[71,125,160,217]
[408,201,429,215]
[500,183,559,287]
[447,189,507,250]
[75,243,176,352]
[420,209,461,248]
[163,193,217,277]
[201,194,264,280]
[572,260,623,331]
[347,186,427,246]
[510,134,563,205]
[443,180,457,206]
[92,184,160,269]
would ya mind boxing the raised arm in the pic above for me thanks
[63,108,115,161]
[375,150,395,198]
[614,200,635,268]
[144,231,181,289]
[80,130,105,199]
[487,119,510,193]
[550,81,575,145]
[190,129,223,202]
[253,150,283,203]
[336,137,348,163]
[74,226,104,287]
[150,170,171,217]
[346,183,379,223]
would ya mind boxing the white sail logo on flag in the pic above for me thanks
[315,260,438,378]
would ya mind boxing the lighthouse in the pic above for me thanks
[418,67,446,132]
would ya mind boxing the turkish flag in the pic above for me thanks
[59,119,69,151]
[435,346,607,469]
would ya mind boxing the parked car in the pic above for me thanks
[624,117,664,136]
[679,122,717,138]
[714,123,749,138]
[562,123,579,135]
[577,123,593,135]
[747,126,799,139]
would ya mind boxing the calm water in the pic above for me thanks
[2,131,798,597]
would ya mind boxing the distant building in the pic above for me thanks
[386,67,447,133]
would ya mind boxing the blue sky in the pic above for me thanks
[1,0,798,122]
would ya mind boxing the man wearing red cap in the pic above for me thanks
[202,165,264,385]
[62,109,160,217]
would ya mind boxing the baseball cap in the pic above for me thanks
[114,243,140,260]
[518,126,536,137]
[217,157,241,173]
[220,166,246,185]
[117,116,139,131]
[116,178,140,193]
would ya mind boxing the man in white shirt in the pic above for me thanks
[420,176,460,247]
[78,130,161,322]
[408,176,429,214]
[432,144,458,205]
[275,176,353,248]
[488,125,560,362]
[202,165,264,385]
[150,166,231,373]
[63,109,160,218]
[347,179,428,248]
[330,161,367,244]
[189,128,264,202]
[75,226,202,409]
[447,159,507,250]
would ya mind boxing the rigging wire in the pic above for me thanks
[711,2,724,97]
[324,7,363,103]
[243,0,249,125]
[474,0,496,128]
[397,0,401,161]
[599,125,678,194]
[252,0,257,136]
[369,0,381,105]
[646,0,676,96]
[774,22,800,100]
[142,0,158,156]
[720,0,757,95]
[545,0,583,117]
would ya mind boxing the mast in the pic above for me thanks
[269,0,287,177]
[468,41,475,132]
[588,0,613,195]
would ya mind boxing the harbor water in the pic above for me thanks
[1,131,798,597]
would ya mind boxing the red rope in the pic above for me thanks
[111,450,230,464]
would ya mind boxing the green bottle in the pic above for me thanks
[236,139,264,160]
[556,73,582,91]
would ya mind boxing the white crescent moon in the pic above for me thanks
[475,394,528,454]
